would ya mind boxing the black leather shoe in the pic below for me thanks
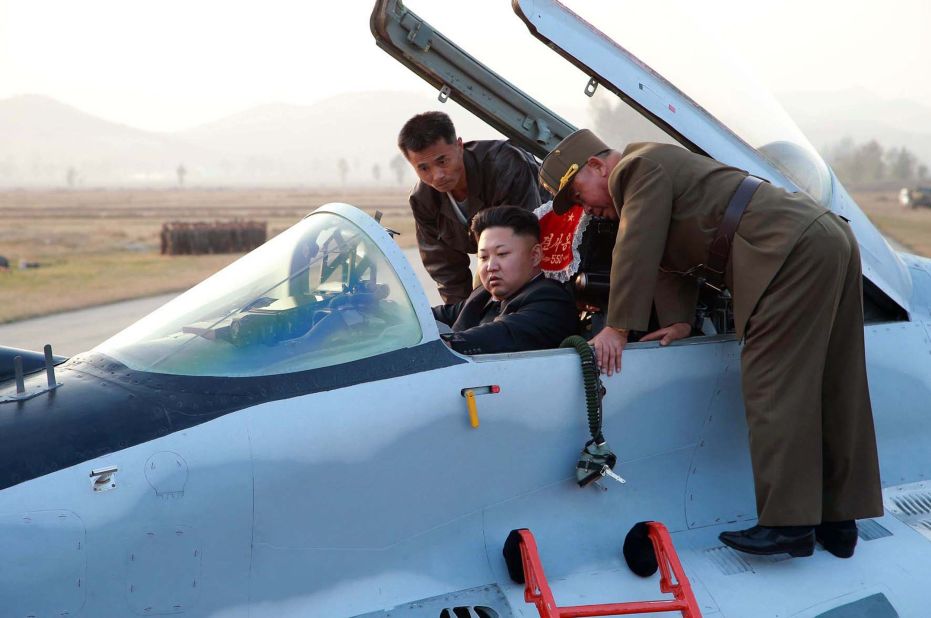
[815,520,858,558]
[719,525,815,557]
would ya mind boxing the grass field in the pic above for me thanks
[850,190,931,257]
[0,188,415,323]
[1,186,927,324]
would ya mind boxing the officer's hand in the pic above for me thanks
[641,322,691,346]
[590,327,627,376]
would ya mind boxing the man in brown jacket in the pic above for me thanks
[541,129,883,558]
[398,111,543,304]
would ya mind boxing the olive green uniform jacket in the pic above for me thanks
[606,142,883,526]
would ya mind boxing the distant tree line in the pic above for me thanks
[48,154,418,188]
[334,153,412,186]
[591,95,931,190]
[48,137,928,191]
[825,137,929,186]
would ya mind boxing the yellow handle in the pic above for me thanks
[465,389,479,428]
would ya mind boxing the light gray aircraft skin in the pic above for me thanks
[2,2,931,617]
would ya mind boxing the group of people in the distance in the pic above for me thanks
[396,111,882,560]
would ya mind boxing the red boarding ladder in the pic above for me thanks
[511,523,701,617]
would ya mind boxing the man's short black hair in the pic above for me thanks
[398,111,457,155]
[471,206,541,243]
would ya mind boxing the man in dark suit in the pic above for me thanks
[399,111,543,305]
[540,129,882,559]
[433,206,578,355]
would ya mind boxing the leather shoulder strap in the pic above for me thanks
[705,175,764,282]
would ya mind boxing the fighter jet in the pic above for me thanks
[1,1,930,616]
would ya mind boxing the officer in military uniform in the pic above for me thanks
[540,129,883,558]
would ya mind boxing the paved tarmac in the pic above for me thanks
[0,248,449,356]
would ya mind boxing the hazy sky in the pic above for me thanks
[1,0,929,133]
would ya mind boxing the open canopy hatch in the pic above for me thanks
[371,0,912,316]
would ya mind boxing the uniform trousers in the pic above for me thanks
[740,212,884,526]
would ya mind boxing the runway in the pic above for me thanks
[0,248,448,357]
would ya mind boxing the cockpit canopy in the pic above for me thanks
[96,209,423,377]
[554,1,834,206]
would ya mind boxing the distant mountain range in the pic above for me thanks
[0,92,502,187]
[0,95,215,186]
[1,89,929,187]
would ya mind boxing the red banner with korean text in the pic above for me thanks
[533,202,590,282]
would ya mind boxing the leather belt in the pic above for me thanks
[702,174,764,289]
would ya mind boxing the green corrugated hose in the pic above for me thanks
[560,335,604,443]
[561,335,622,487]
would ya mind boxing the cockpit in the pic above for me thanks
[95,207,424,377]
[372,0,912,319]
[95,0,915,379]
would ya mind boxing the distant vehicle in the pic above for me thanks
[899,186,931,208]
[2,1,931,617]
